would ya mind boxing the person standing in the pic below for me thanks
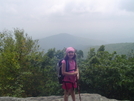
[62,47,79,101]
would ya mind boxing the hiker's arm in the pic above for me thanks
[62,63,78,75]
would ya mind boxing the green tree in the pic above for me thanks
[0,30,23,96]
[80,45,134,100]
[55,49,64,60]
[0,29,44,97]
[76,50,84,59]
[97,45,105,52]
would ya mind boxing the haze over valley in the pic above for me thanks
[38,33,134,57]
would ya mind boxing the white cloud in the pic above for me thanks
[0,0,134,43]
[119,0,134,12]
[1,0,133,18]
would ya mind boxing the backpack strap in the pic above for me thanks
[65,59,69,72]
[65,59,77,72]
[74,59,77,71]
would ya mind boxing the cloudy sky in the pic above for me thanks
[0,0,134,43]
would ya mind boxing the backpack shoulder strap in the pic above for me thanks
[64,59,69,72]
[64,59,77,71]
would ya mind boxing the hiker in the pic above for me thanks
[62,47,79,101]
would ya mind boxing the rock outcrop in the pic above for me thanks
[0,93,122,101]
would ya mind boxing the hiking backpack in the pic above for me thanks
[56,59,77,84]
[56,59,69,84]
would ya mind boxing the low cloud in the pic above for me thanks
[0,0,134,43]
[120,0,134,12]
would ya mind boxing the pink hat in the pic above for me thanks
[66,47,75,53]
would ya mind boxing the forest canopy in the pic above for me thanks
[0,29,134,101]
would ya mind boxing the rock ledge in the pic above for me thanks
[0,93,122,101]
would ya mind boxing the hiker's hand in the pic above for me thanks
[73,71,78,75]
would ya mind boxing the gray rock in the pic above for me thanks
[0,93,125,101]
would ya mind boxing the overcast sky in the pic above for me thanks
[0,0,134,43]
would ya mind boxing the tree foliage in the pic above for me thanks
[80,45,134,101]
[0,30,134,101]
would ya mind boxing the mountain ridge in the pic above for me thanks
[38,33,134,57]
[38,33,107,51]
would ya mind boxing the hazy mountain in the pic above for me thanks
[38,33,134,58]
[38,33,107,51]
[84,43,134,57]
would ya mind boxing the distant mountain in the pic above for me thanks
[84,43,134,57]
[38,33,107,51]
[38,33,134,57]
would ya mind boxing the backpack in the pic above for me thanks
[56,59,77,84]
[56,59,69,84]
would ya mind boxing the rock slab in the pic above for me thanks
[0,93,122,101]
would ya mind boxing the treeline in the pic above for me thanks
[86,43,134,56]
[0,29,134,101]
